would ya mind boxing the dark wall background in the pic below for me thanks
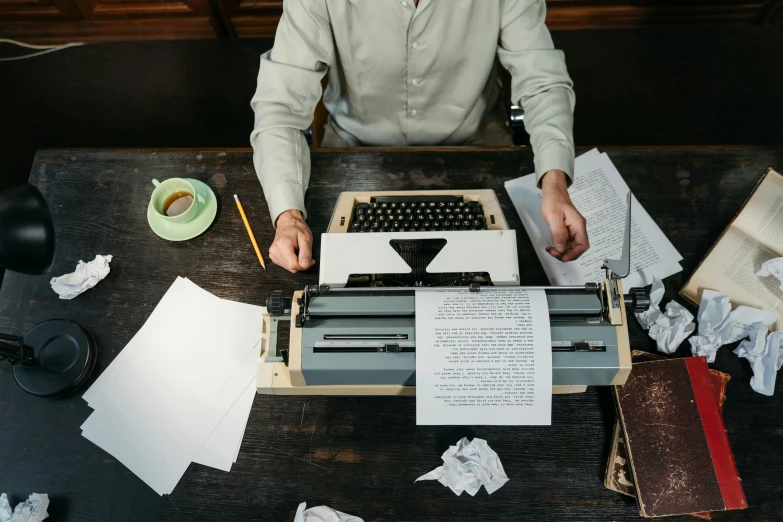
[1,26,782,193]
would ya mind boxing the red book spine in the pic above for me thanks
[685,357,747,510]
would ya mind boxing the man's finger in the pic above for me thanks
[297,232,315,268]
[561,215,590,262]
[543,211,568,255]
[545,246,563,260]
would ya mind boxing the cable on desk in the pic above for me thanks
[0,38,84,62]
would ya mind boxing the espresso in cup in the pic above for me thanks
[163,191,195,217]
[150,178,200,225]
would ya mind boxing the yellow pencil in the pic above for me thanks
[234,194,266,270]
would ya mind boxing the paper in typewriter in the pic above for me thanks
[415,288,552,425]
[505,148,683,289]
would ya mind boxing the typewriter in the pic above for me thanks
[257,191,648,396]
[320,190,520,288]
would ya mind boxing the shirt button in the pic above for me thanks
[411,78,419,85]
[411,109,418,115]
[411,42,419,49]
[401,1,408,6]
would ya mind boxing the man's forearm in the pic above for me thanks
[250,126,311,226]
[524,86,575,186]
[497,0,575,185]
[249,0,333,225]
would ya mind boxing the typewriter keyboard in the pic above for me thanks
[349,195,487,233]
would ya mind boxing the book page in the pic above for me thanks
[415,288,551,426]
[505,150,682,288]
[684,227,783,330]
[732,169,783,256]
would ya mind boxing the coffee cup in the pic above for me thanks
[150,178,199,224]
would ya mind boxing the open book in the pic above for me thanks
[681,168,783,330]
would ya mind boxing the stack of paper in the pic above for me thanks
[81,277,263,495]
[505,148,683,288]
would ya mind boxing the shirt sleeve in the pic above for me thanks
[249,0,334,225]
[497,0,575,186]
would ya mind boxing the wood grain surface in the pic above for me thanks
[6,1,783,44]
[1,147,782,522]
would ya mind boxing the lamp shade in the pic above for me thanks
[0,183,55,274]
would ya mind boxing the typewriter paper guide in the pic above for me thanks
[319,230,520,287]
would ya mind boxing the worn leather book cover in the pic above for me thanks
[613,357,746,518]
[605,351,731,519]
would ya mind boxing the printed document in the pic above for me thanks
[415,288,551,425]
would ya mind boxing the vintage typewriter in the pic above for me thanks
[257,191,649,396]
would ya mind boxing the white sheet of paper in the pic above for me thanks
[415,288,551,426]
[193,377,257,471]
[86,324,260,493]
[82,332,260,493]
[80,278,264,494]
[83,278,224,472]
[505,149,683,288]
[82,276,198,403]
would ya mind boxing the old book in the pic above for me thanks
[680,168,783,331]
[604,351,666,497]
[605,351,731,517]
[605,364,731,519]
[614,357,746,518]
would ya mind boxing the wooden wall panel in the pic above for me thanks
[220,0,772,39]
[0,19,217,43]
[69,0,210,18]
[0,0,778,44]
[220,0,281,39]
[0,0,81,21]
[0,0,217,42]
[547,1,765,29]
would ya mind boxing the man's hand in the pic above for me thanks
[269,209,316,273]
[540,169,590,262]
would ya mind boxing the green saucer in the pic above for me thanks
[147,178,218,241]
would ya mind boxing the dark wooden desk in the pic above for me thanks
[1,147,782,522]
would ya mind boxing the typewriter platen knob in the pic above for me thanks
[624,287,651,314]
[266,290,286,316]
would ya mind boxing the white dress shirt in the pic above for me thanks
[250,0,575,224]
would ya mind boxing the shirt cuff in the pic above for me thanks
[534,141,575,187]
[266,181,307,228]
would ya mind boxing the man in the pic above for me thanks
[251,0,589,273]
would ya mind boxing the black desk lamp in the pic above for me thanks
[0,184,97,398]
